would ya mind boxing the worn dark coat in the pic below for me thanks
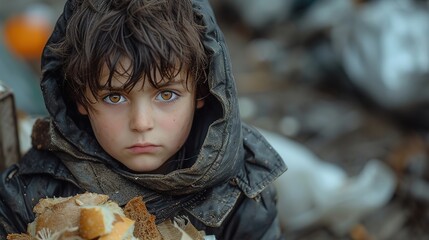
[0,0,287,239]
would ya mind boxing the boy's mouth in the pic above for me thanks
[127,143,160,154]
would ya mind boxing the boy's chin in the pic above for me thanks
[121,160,170,174]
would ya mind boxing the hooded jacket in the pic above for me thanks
[0,0,287,239]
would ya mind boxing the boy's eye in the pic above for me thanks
[156,91,179,102]
[103,93,126,104]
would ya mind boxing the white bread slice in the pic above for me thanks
[79,205,116,239]
[99,215,136,240]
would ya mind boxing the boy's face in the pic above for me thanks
[77,61,204,172]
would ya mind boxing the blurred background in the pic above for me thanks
[1,0,429,239]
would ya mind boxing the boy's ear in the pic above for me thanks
[77,103,88,115]
[196,98,205,109]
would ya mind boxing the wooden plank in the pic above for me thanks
[0,83,20,171]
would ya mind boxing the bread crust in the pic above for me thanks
[124,196,163,240]
[6,233,35,240]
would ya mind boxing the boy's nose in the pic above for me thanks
[129,104,154,132]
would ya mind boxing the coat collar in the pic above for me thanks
[28,118,286,227]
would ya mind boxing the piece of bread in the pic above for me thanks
[98,215,136,240]
[79,205,118,239]
[28,192,110,237]
[124,196,163,240]
[7,193,169,240]
[6,233,35,240]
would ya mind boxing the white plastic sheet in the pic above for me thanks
[260,129,396,235]
[332,0,429,109]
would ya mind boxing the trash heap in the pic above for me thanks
[212,0,429,239]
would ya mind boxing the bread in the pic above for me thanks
[6,233,35,240]
[28,192,110,237]
[79,206,118,239]
[7,193,169,240]
[124,196,163,240]
[99,216,136,240]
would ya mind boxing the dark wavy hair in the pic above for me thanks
[51,0,208,109]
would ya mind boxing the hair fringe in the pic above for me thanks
[48,0,208,110]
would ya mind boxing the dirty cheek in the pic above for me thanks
[90,114,120,143]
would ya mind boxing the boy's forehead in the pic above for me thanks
[99,65,127,86]
[98,61,187,88]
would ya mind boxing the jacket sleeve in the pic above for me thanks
[0,165,36,238]
[220,184,285,240]
[0,148,82,238]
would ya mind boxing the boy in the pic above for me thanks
[0,0,287,239]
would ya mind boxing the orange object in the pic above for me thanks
[3,12,52,60]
